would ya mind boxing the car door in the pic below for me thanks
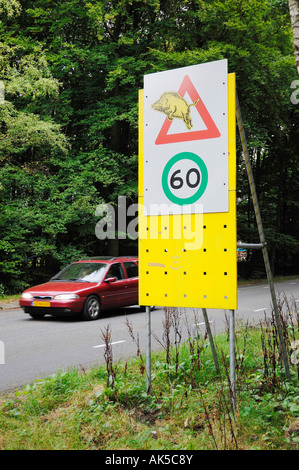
[101,262,128,309]
[123,261,138,305]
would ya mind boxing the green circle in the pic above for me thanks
[162,152,208,205]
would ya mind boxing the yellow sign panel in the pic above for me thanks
[138,73,237,310]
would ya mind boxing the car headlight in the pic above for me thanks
[54,294,80,300]
[22,292,33,299]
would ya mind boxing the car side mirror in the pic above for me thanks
[105,277,117,283]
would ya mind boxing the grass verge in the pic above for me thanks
[0,294,299,450]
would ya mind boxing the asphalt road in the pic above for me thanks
[0,279,298,393]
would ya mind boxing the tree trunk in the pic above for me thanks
[288,0,299,73]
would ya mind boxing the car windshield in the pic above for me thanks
[52,263,107,283]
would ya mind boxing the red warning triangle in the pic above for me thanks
[155,75,221,145]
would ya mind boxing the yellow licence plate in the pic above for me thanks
[32,301,51,307]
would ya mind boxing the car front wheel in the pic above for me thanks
[82,295,101,321]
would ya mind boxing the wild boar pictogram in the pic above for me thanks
[151,91,199,130]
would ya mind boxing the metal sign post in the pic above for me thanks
[202,308,220,375]
[229,309,236,410]
[146,305,151,394]
[236,92,290,380]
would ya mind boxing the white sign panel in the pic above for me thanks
[143,59,228,215]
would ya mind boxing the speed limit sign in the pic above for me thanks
[161,152,208,206]
[143,59,228,216]
[138,68,237,310]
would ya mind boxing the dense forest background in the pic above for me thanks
[0,0,298,294]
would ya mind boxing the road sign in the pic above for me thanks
[143,59,228,216]
[138,65,237,310]
[161,151,208,206]
[154,74,221,144]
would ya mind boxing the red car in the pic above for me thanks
[19,256,139,321]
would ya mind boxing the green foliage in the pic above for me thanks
[0,0,298,291]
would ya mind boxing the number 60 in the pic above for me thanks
[162,152,208,205]
[170,168,201,190]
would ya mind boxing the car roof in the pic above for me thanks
[74,256,138,263]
